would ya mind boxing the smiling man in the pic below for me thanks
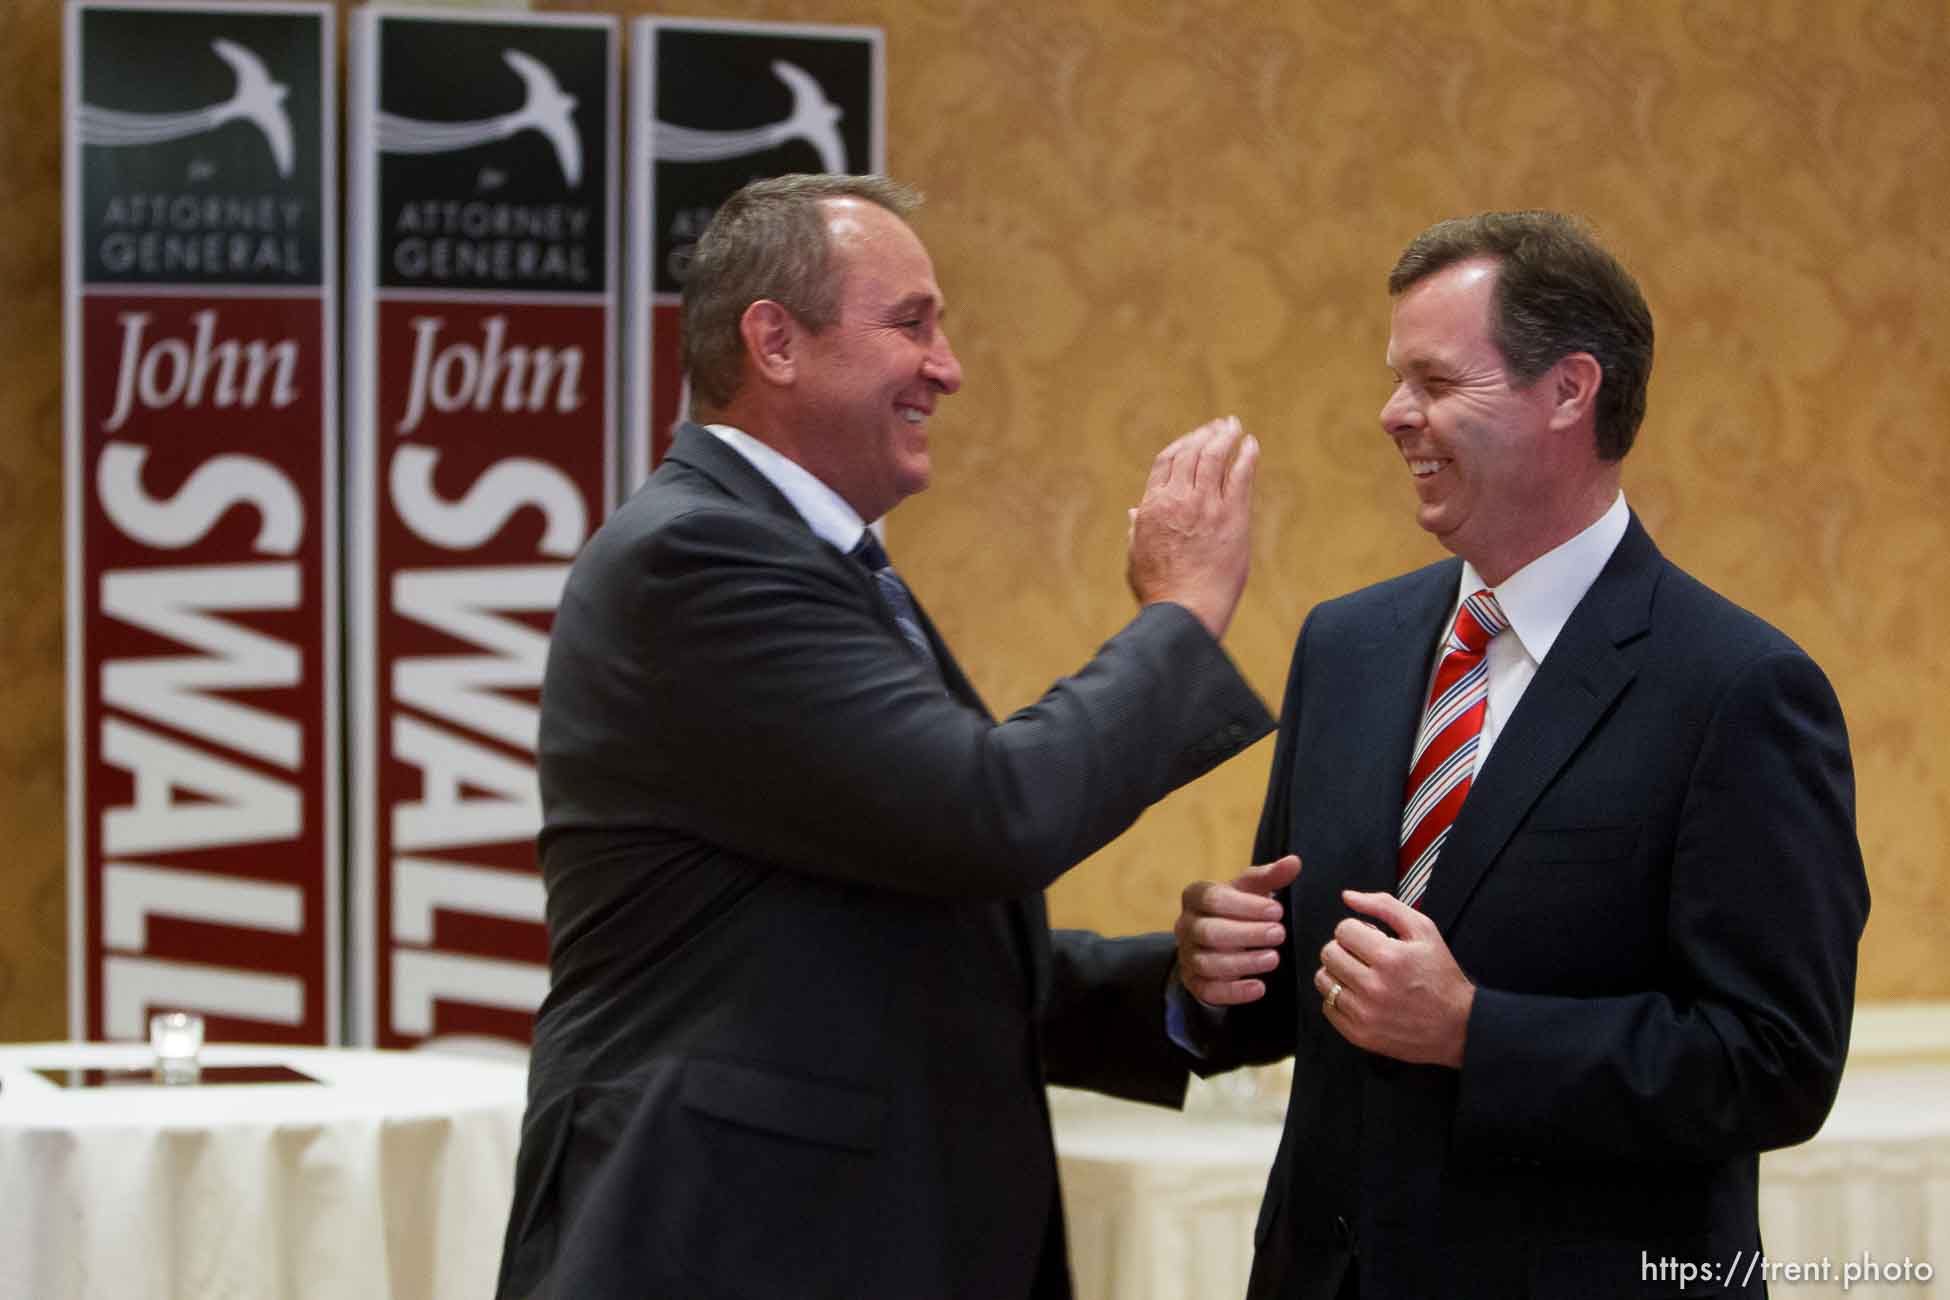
[1172,212,1868,1299]
[496,174,1275,1300]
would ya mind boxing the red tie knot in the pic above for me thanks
[1451,589,1509,656]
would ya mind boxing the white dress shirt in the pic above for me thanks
[1440,492,1630,776]
[704,423,872,555]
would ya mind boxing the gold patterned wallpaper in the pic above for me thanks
[4,0,1945,1040]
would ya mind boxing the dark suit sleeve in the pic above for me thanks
[1455,648,1869,1163]
[1042,929,1190,1106]
[542,504,1273,902]
[1168,611,1316,1074]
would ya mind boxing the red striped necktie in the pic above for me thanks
[1398,589,1509,908]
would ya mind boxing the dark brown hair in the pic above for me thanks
[1390,211,1654,459]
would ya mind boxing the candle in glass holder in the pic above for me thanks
[149,1011,204,1081]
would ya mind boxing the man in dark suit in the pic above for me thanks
[496,173,1275,1299]
[1173,212,1869,1299]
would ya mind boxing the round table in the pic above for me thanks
[0,1042,528,1300]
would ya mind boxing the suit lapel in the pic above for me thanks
[1418,516,1661,935]
[667,424,957,677]
[662,422,809,528]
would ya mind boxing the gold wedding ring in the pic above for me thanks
[1326,980,1342,1011]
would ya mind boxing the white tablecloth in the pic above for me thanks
[1053,1062,1950,1300]
[0,1043,528,1300]
[1758,1063,1950,1298]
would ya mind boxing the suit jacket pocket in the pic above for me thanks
[680,1056,887,1151]
[664,1059,890,1297]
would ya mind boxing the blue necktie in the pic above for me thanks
[849,532,940,674]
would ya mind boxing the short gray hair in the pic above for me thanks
[681,174,923,411]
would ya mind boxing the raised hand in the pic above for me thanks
[1127,416,1260,640]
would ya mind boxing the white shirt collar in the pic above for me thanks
[1460,491,1629,666]
[704,423,871,554]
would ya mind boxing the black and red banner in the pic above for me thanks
[625,18,884,489]
[347,9,616,1050]
[64,2,339,1044]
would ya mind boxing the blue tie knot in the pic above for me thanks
[849,531,892,574]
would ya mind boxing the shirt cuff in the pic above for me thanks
[1163,967,1229,1058]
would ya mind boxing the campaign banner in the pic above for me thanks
[347,9,616,1049]
[625,18,883,489]
[63,1,338,1044]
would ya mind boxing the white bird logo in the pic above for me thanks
[653,60,847,173]
[376,50,583,188]
[78,39,295,177]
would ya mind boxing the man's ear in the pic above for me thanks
[739,300,799,388]
[1548,352,1603,431]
